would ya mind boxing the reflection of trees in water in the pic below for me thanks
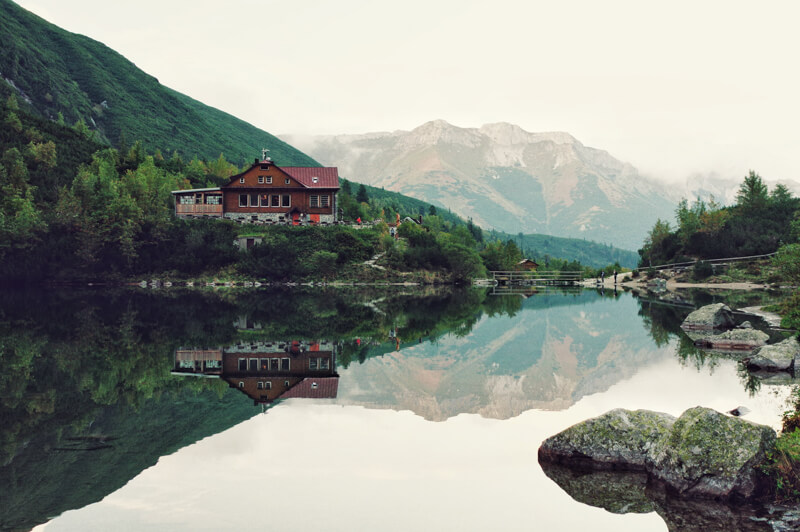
[0,286,522,531]
[636,297,689,347]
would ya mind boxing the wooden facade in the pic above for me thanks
[171,159,339,225]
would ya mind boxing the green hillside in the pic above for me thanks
[0,0,316,166]
[489,230,639,269]
[347,181,637,268]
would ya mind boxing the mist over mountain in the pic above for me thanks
[681,171,800,207]
[284,120,679,250]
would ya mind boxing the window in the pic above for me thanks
[281,358,290,371]
[205,195,221,205]
[312,177,319,184]
[271,194,280,207]
[284,380,290,387]
[238,358,247,371]
[281,194,290,207]
[257,381,264,389]
[320,195,330,208]
[240,177,245,184]
[310,195,319,208]
[260,194,269,207]
[239,194,247,207]
[238,381,245,388]
[265,381,272,390]
[258,176,265,184]
[270,358,280,371]
[285,178,290,184]
[179,196,194,205]
[266,176,272,184]
[249,193,260,207]
[260,358,268,370]
[309,357,329,370]
[249,358,259,371]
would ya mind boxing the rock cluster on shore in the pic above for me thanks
[681,303,799,373]
[538,407,776,501]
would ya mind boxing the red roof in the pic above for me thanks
[280,377,339,399]
[281,167,340,188]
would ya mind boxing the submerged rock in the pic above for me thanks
[537,408,675,470]
[745,337,800,373]
[648,407,775,500]
[681,303,736,330]
[541,460,776,531]
[539,461,654,514]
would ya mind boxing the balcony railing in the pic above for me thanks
[176,204,223,216]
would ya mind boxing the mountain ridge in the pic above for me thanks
[282,120,678,250]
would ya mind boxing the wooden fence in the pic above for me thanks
[488,270,584,285]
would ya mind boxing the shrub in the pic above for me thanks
[779,292,800,331]
[693,260,714,280]
[771,427,800,501]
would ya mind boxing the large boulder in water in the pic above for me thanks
[537,408,675,470]
[744,337,800,373]
[681,303,736,330]
[647,407,776,500]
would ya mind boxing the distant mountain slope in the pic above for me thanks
[354,181,638,268]
[284,120,678,250]
[0,0,316,166]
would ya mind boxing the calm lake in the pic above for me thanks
[0,286,792,531]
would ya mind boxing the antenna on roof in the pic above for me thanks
[261,148,270,161]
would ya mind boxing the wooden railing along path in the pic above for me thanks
[637,252,777,273]
[487,270,584,286]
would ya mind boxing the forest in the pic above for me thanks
[0,93,621,282]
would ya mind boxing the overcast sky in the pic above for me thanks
[14,0,800,184]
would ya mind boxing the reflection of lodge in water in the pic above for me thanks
[173,340,339,405]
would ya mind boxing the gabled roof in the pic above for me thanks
[281,167,340,188]
[280,377,339,399]
[225,161,339,189]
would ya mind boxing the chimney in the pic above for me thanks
[254,158,259,164]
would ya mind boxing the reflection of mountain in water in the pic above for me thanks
[339,291,669,421]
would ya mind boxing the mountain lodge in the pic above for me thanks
[171,157,340,225]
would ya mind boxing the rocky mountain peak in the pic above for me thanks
[404,119,483,148]
[479,122,578,147]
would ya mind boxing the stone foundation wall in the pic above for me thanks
[224,213,336,224]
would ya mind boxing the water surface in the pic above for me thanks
[0,286,791,531]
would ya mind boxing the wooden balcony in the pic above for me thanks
[176,204,223,217]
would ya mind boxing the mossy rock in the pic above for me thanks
[681,303,736,330]
[648,407,776,500]
[538,408,675,470]
[695,328,770,351]
[745,337,800,373]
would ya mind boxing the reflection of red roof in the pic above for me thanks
[281,167,339,188]
[280,377,339,399]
